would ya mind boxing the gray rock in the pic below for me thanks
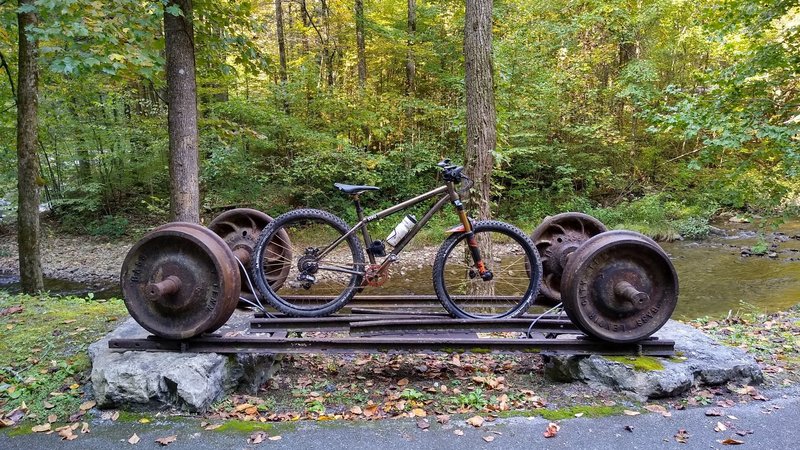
[544,320,763,400]
[89,311,281,412]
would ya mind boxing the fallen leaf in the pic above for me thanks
[454,429,464,436]
[43,401,55,410]
[31,423,51,433]
[543,422,560,438]
[203,423,222,431]
[436,414,451,425]
[397,378,409,387]
[735,429,753,436]
[720,438,745,445]
[249,431,267,444]
[0,305,24,316]
[268,436,282,441]
[128,433,140,444]
[138,418,151,424]
[112,411,120,421]
[48,414,58,423]
[624,425,634,432]
[644,404,671,417]
[674,428,690,444]
[81,422,90,434]
[623,410,640,416]
[234,403,254,413]
[349,406,362,415]
[63,319,76,324]
[363,405,379,417]
[482,435,495,442]
[466,416,484,428]
[155,434,177,446]
[417,419,430,430]
[574,412,584,418]
[411,408,426,417]
[715,422,727,432]
[58,426,76,441]
[705,408,723,416]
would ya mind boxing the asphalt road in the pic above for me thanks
[2,386,799,449]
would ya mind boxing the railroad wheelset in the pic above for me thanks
[559,230,679,343]
[529,213,679,343]
[120,222,241,340]
[120,208,292,339]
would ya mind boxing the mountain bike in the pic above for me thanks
[251,160,542,318]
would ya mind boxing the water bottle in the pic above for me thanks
[386,215,417,247]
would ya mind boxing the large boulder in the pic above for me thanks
[544,320,763,400]
[89,312,281,412]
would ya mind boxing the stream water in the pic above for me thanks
[1,221,799,320]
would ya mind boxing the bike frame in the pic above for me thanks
[316,180,474,277]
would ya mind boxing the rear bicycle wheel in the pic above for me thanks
[433,221,542,318]
[251,209,365,317]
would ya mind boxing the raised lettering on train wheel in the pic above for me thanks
[560,230,679,344]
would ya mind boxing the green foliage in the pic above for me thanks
[451,388,489,410]
[0,293,126,422]
[1,0,797,234]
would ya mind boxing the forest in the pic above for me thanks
[0,0,798,240]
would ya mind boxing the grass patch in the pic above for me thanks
[605,356,665,372]
[0,292,127,424]
[538,405,625,421]
[213,420,276,433]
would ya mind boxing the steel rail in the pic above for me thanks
[109,335,674,356]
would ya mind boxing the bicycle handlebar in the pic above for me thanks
[437,159,466,184]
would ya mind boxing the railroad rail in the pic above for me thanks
[109,307,675,356]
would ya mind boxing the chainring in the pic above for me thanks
[364,264,390,287]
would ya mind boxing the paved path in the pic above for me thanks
[3,387,799,449]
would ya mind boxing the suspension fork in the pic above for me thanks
[446,182,493,281]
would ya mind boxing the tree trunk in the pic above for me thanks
[355,0,366,88]
[405,0,416,96]
[464,0,495,222]
[275,0,290,113]
[165,0,200,223]
[16,0,43,293]
[275,0,288,84]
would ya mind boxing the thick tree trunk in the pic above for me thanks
[405,0,416,96]
[464,0,495,222]
[16,0,43,293]
[165,0,200,223]
[355,0,366,88]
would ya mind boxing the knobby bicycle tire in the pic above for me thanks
[433,220,542,318]
[251,208,365,317]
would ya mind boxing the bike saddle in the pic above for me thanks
[334,183,380,195]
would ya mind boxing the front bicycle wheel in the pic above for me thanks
[251,209,365,317]
[433,221,542,318]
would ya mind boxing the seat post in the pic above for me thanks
[352,195,376,264]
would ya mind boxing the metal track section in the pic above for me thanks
[109,334,673,356]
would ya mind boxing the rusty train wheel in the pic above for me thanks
[208,208,292,296]
[560,230,679,343]
[529,212,607,306]
[120,223,240,339]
